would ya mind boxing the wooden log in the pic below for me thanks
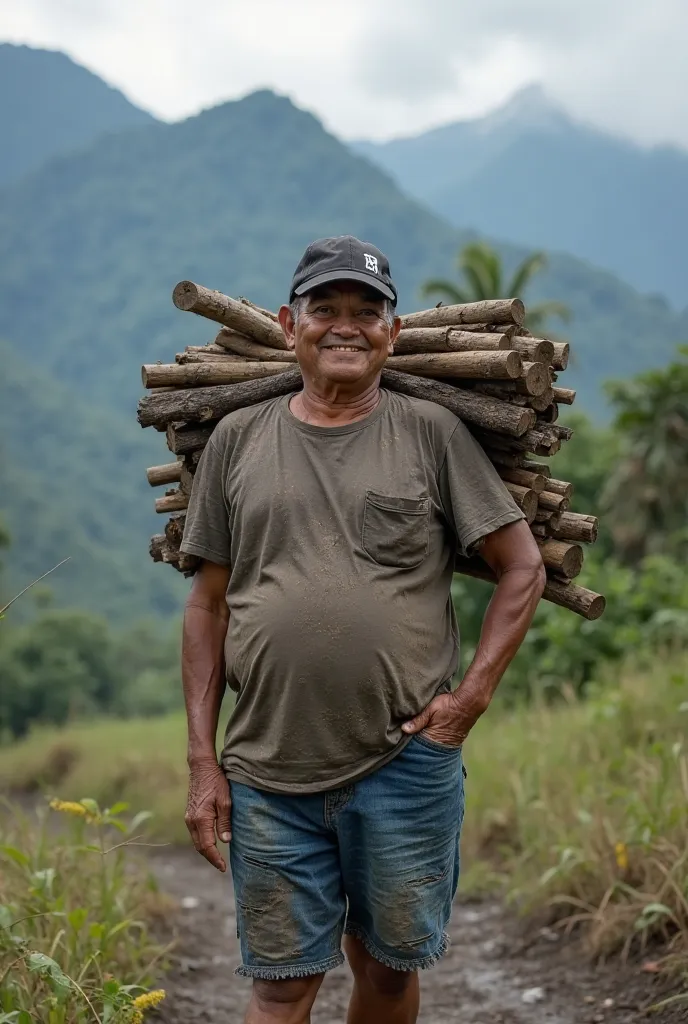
[481,448,524,469]
[380,369,534,437]
[551,341,569,370]
[454,556,605,620]
[498,467,547,494]
[521,459,551,478]
[182,343,235,356]
[393,327,512,355]
[443,322,517,338]
[539,490,569,513]
[401,299,525,329]
[140,370,303,428]
[142,361,293,389]
[150,535,169,562]
[177,350,248,364]
[530,523,547,539]
[521,362,550,396]
[511,337,555,363]
[239,297,279,322]
[155,490,189,514]
[180,464,195,496]
[166,422,215,456]
[503,482,538,523]
[534,510,562,528]
[529,390,556,413]
[172,280,288,349]
[547,423,574,442]
[536,539,584,579]
[474,426,561,457]
[216,331,298,362]
[165,512,186,548]
[548,512,598,544]
[545,478,574,500]
[552,386,576,405]
[387,350,522,380]
[147,461,182,487]
[537,403,559,423]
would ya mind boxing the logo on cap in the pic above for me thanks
[364,253,379,274]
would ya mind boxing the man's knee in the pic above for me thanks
[252,973,323,1015]
[346,938,416,998]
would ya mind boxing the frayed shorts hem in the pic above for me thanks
[235,951,345,980]
[344,923,450,972]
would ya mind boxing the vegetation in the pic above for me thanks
[422,240,570,334]
[0,798,168,1021]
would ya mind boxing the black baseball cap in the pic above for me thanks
[290,235,397,305]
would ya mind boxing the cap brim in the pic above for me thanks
[294,269,396,303]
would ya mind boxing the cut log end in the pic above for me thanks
[172,280,200,311]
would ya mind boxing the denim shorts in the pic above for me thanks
[229,735,466,980]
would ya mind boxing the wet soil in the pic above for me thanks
[149,847,685,1024]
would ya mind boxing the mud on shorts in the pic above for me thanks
[229,735,466,980]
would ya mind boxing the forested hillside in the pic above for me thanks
[0,44,155,186]
[355,86,688,308]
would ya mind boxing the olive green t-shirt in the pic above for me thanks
[181,389,523,793]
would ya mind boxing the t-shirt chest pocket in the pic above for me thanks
[362,491,430,569]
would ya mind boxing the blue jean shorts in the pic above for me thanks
[229,735,466,980]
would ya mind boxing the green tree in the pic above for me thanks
[602,346,688,564]
[421,241,570,333]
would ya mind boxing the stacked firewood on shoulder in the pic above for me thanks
[138,282,605,620]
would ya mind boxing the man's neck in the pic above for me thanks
[289,379,382,427]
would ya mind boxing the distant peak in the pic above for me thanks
[481,84,567,131]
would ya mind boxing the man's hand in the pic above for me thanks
[185,757,232,872]
[402,683,489,748]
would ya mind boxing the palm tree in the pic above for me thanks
[422,241,570,334]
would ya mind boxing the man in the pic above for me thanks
[180,235,546,1024]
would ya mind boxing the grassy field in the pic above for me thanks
[0,654,686,971]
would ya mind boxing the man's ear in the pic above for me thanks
[388,315,402,355]
[278,304,297,351]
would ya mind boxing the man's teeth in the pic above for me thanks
[326,346,362,351]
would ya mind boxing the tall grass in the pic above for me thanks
[0,654,686,974]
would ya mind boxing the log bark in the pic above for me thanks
[165,512,186,548]
[178,350,248,364]
[529,390,556,413]
[498,466,547,494]
[172,281,288,349]
[443,322,517,338]
[139,369,303,428]
[539,490,569,513]
[474,426,561,457]
[401,299,525,330]
[545,478,573,500]
[481,448,524,469]
[239,297,279,322]
[551,341,570,370]
[393,328,512,355]
[380,369,535,436]
[166,422,216,456]
[454,556,605,620]
[537,403,559,424]
[536,539,583,579]
[534,510,562,528]
[552,386,576,405]
[548,512,598,544]
[388,350,522,380]
[142,361,294,389]
[521,459,551,478]
[155,490,189,514]
[511,337,555,363]
[216,332,298,362]
[180,464,195,496]
[503,482,538,523]
[146,462,182,487]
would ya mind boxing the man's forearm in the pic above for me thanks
[182,598,230,764]
[461,563,545,703]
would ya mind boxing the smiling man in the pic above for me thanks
[179,235,546,1023]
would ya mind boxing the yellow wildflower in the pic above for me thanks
[132,990,166,1012]
[49,799,87,817]
[131,1013,143,1024]
[615,842,629,871]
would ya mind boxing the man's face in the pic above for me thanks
[279,282,400,388]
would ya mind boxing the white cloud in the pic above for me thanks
[1,0,687,148]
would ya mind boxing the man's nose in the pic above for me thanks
[330,317,360,337]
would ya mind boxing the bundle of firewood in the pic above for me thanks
[138,282,605,620]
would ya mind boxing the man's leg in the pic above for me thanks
[245,974,324,1024]
[230,782,347,1019]
[338,736,466,1024]
[344,935,419,1024]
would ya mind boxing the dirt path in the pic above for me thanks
[149,848,683,1024]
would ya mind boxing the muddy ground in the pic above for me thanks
[148,847,685,1024]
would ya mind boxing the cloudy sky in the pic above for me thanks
[2,0,687,148]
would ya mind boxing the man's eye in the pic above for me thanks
[358,309,377,317]
[313,306,334,315]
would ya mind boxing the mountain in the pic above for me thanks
[0,88,686,618]
[354,86,688,309]
[0,43,155,186]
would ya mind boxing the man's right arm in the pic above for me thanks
[182,559,232,872]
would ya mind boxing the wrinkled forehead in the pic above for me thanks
[303,282,387,306]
